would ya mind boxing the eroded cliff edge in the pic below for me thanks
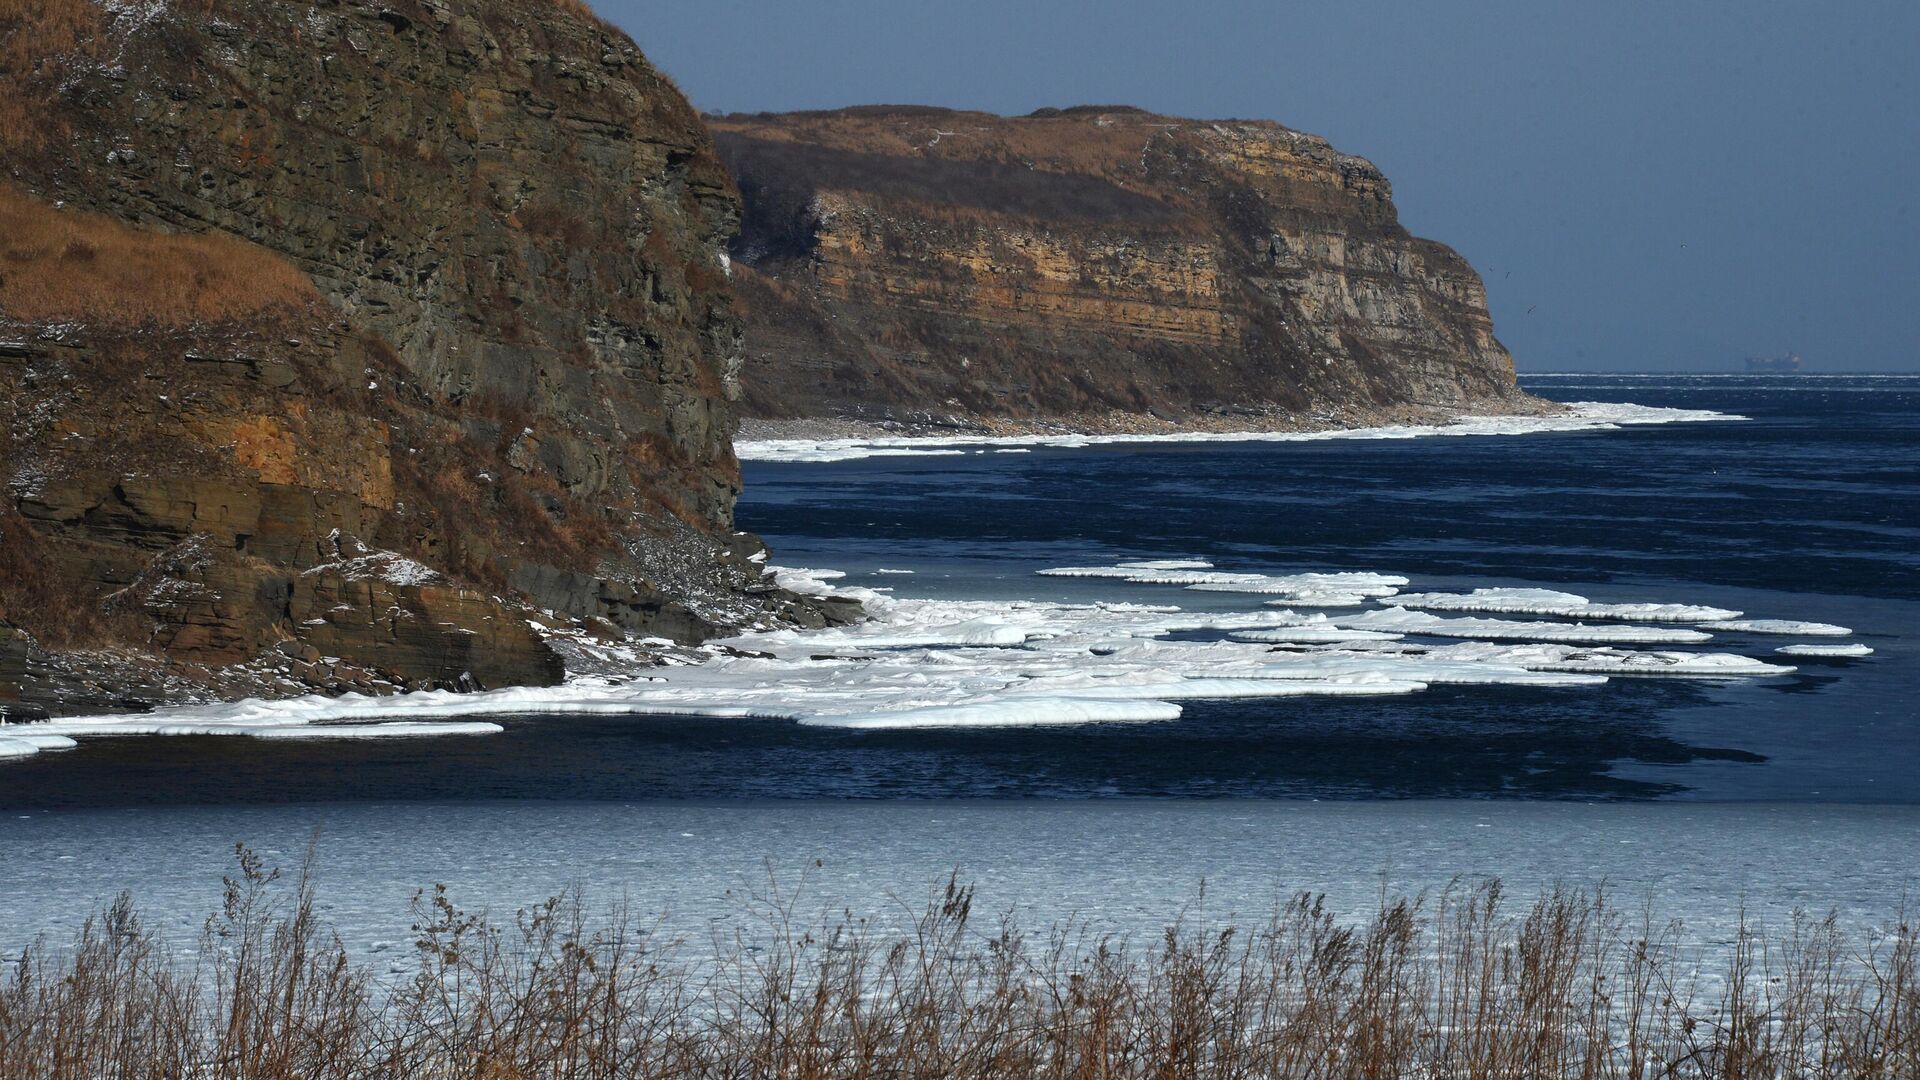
[714,106,1546,434]
[0,0,836,716]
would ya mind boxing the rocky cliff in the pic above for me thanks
[713,106,1540,430]
[0,0,827,716]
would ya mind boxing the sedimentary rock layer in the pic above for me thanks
[0,0,818,713]
[713,106,1536,427]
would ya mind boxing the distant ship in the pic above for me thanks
[1745,351,1805,374]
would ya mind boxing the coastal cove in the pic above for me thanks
[1,373,1915,1066]
[0,374,1912,805]
[4,2,1916,1073]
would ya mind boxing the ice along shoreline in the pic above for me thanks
[3,551,1877,762]
[8,398,1847,763]
[734,401,1743,463]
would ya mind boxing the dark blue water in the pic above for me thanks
[2,375,1914,807]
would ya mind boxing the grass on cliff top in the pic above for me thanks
[0,0,103,152]
[0,185,320,328]
[3,846,1917,1079]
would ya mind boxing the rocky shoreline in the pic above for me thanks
[2,2,1546,722]
[0,0,827,719]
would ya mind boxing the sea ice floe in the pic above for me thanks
[1701,619,1854,637]
[768,566,849,595]
[0,708,505,760]
[795,616,1039,648]
[21,713,505,740]
[1038,565,1271,586]
[1415,642,1798,678]
[804,698,1183,729]
[3,732,78,751]
[1775,644,1874,658]
[1134,611,1339,634]
[0,560,1833,755]
[1336,608,1715,645]
[0,736,43,759]
[1386,588,1741,623]
[742,444,970,463]
[1256,589,1382,608]
[244,722,504,739]
[1040,564,1407,603]
[1187,572,1407,599]
[1227,650,1609,687]
[1232,627,1407,643]
[734,402,1746,463]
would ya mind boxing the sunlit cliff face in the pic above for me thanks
[715,106,1526,424]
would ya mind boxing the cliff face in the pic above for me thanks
[713,106,1534,428]
[0,0,819,715]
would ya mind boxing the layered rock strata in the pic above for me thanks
[0,0,826,716]
[712,106,1541,429]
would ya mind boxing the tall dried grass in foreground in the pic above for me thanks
[1,847,1915,1078]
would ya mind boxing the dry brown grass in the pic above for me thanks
[0,185,321,328]
[546,0,623,37]
[0,0,100,152]
[2,849,1916,1079]
[712,106,1227,192]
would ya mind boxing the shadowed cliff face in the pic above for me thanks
[0,0,825,713]
[713,106,1534,428]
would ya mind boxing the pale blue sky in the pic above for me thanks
[606,0,1917,372]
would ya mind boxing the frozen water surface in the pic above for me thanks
[1702,618,1854,636]
[1388,588,1742,623]
[2,562,1828,756]
[1777,643,1875,658]
[736,402,1744,463]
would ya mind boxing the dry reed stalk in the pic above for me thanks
[1,847,1915,1078]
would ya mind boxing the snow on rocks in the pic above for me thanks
[300,531,445,587]
[1386,588,1741,623]
[303,551,442,587]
